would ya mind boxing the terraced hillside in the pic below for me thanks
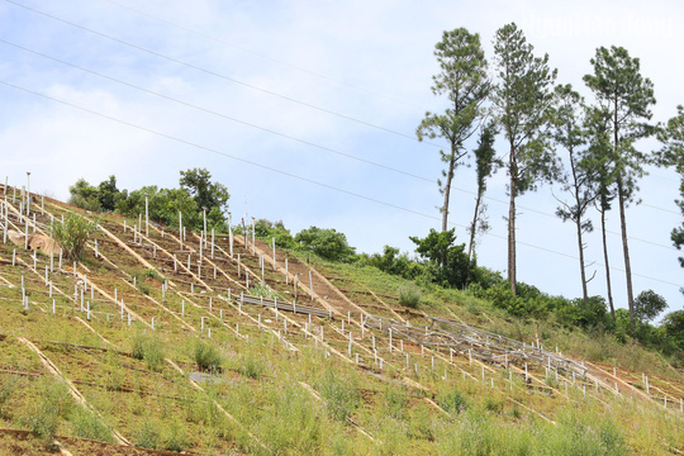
[0,186,683,455]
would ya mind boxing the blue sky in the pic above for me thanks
[1,0,682,314]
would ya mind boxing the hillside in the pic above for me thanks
[0,186,683,455]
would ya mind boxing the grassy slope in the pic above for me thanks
[0,197,682,455]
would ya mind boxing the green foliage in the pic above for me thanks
[0,375,19,419]
[315,368,360,422]
[661,310,684,351]
[179,167,230,214]
[633,289,668,323]
[383,385,408,420]
[417,27,490,230]
[295,226,356,262]
[469,282,559,319]
[51,213,98,262]
[249,283,279,300]
[657,105,684,272]
[584,45,657,323]
[67,168,230,232]
[97,175,122,212]
[492,22,559,196]
[68,178,101,211]
[437,387,468,415]
[360,245,421,280]
[238,353,265,380]
[410,228,473,289]
[116,185,200,230]
[192,338,222,372]
[398,284,422,308]
[468,123,501,258]
[253,218,297,249]
[69,406,113,442]
[135,418,161,449]
[554,296,611,329]
[21,377,73,442]
[131,332,165,372]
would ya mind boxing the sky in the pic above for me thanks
[1,0,682,315]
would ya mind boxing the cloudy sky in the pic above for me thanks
[1,0,682,313]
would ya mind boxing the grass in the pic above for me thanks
[1,201,682,455]
[130,331,165,372]
[398,284,422,308]
[192,338,223,372]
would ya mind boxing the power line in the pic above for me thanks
[0,38,432,185]
[101,0,426,111]
[1,35,678,254]
[5,0,680,245]
[1,78,680,291]
[3,0,447,150]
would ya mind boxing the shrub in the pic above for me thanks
[398,284,422,308]
[193,339,222,372]
[21,378,73,443]
[437,387,468,414]
[51,213,98,262]
[294,226,356,262]
[131,333,165,372]
[238,354,265,380]
[315,369,360,422]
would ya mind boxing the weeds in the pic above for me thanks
[237,353,265,380]
[192,338,222,372]
[21,377,73,443]
[69,406,113,442]
[131,332,165,372]
[437,387,468,415]
[315,368,360,422]
[398,284,422,308]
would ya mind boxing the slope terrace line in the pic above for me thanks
[17,336,132,446]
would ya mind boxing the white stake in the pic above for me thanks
[309,270,314,300]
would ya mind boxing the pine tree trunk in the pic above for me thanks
[600,205,615,321]
[467,192,482,261]
[508,143,517,296]
[441,154,456,233]
[575,216,589,307]
[617,179,635,326]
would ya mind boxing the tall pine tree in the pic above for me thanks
[417,28,489,232]
[492,23,558,295]
[583,46,656,325]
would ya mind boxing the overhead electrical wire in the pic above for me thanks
[3,0,447,150]
[100,0,424,110]
[0,78,680,291]
[0,36,677,254]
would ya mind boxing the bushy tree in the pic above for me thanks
[633,290,668,323]
[661,310,684,350]
[179,168,230,213]
[97,175,122,212]
[295,226,356,262]
[253,219,297,249]
[362,245,421,280]
[68,179,100,211]
[410,228,472,289]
